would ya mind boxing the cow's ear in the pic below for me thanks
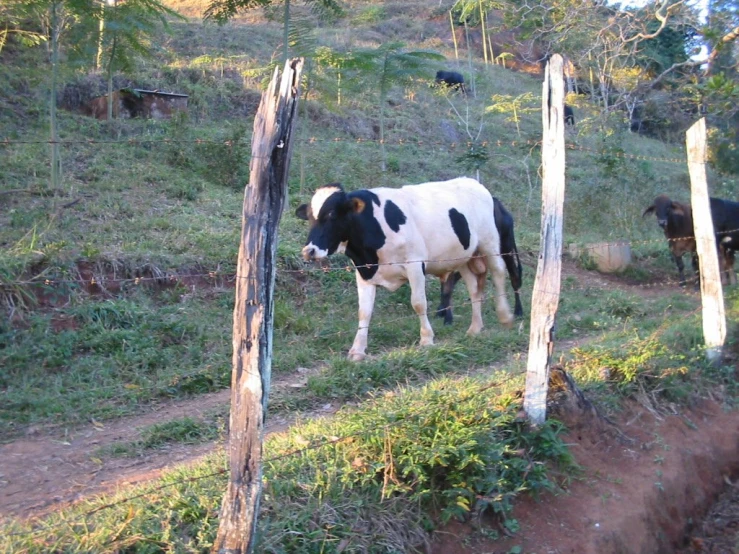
[349,197,366,214]
[642,205,655,217]
[295,204,309,220]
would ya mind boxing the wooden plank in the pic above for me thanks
[686,118,726,362]
[523,54,566,426]
[213,58,304,554]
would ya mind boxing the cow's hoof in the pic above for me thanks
[420,337,434,347]
[466,325,483,336]
[348,350,366,362]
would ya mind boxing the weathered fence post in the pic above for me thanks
[213,58,304,554]
[687,118,726,362]
[523,54,566,425]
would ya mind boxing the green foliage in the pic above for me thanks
[90,0,183,74]
[455,140,490,173]
[0,294,232,432]
[352,5,384,25]
[486,92,538,136]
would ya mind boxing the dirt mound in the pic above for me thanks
[432,400,739,554]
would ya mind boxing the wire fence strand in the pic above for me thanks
[0,135,688,164]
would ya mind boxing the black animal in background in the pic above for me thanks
[435,70,466,94]
[643,194,739,286]
[564,104,575,126]
[436,197,523,323]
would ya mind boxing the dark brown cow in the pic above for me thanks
[643,194,739,286]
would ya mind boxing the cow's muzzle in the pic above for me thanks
[302,245,317,261]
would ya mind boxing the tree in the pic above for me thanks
[0,2,46,54]
[486,92,538,136]
[205,0,343,64]
[344,42,444,171]
[88,0,182,121]
[705,0,739,76]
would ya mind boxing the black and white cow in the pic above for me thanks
[436,197,523,324]
[435,70,466,94]
[296,177,514,361]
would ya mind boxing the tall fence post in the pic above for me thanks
[523,54,566,426]
[213,58,304,554]
[687,117,726,362]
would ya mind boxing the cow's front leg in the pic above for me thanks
[348,275,376,361]
[407,264,434,346]
[673,253,686,287]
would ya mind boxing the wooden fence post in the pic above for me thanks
[213,58,304,554]
[687,118,726,362]
[523,54,566,426]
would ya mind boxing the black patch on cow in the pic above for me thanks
[384,200,407,232]
[449,208,471,250]
[343,190,387,281]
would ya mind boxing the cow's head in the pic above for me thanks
[643,195,686,230]
[295,184,367,261]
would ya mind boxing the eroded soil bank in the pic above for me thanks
[432,400,739,554]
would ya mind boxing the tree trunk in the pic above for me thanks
[479,2,488,65]
[96,0,105,71]
[449,10,459,63]
[282,0,290,64]
[213,58,303,554]
[50,0,61,191]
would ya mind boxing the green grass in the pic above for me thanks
[101,415,225,457]
[1,0,738,549]
[1,376,576,554]
[3,296,732,552]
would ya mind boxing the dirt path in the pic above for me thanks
[0,370,333,518]
[0,263,695,519]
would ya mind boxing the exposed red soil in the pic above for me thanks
[680,477,739,553]
[431,399,739,554]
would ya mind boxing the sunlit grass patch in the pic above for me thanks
[1,377,575,553]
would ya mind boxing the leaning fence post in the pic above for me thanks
[523,54,566,426]
[687,117,726,363]
[213,58,303,554]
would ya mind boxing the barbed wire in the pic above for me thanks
[0,267,710,441]
[2,228,736,291]
[0,135,687,164]
[8,303,708,539]
[0,227,726,539]
[5,368,525,539]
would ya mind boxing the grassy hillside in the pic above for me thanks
[1,0,738,551]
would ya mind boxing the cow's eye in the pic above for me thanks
[328,211,336,220]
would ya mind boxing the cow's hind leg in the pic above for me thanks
[348,275,377,361]
[436,272,461,325]
[407,263,434,347]
[455,263,486,335]
[478,245,514,328]
[728,249,737,285]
